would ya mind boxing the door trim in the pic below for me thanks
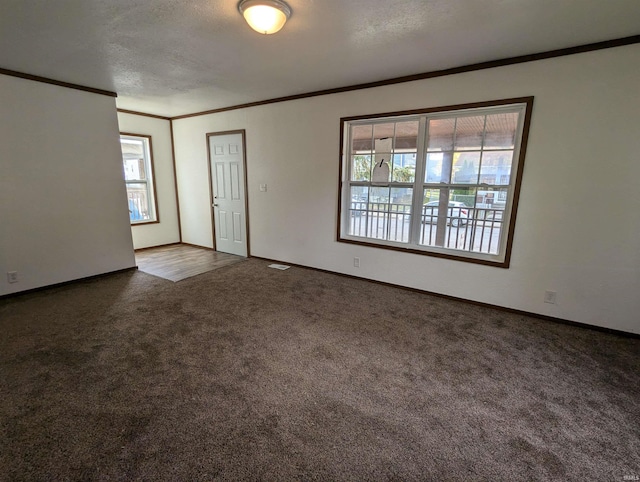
[206,129,251,257]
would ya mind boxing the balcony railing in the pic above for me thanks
[127,189,151,222]
[349,202,505,254]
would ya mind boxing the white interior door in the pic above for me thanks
[208,132,248,257]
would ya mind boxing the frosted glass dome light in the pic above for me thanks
[238,0,291,34]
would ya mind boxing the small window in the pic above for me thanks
[338,98,533,267]
[120,134,158,224]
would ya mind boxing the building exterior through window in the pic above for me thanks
[120,134,158,224]
[339,97,534,267]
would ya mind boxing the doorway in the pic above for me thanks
[207,130,249,257]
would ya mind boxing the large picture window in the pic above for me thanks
[120,133,158,224]
[338,98,533,267]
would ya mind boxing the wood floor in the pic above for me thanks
[135,244,245,282]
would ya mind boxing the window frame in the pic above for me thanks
[337,97,534,268]
[120,132,159,225]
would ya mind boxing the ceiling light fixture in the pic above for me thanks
[238,0,291,35]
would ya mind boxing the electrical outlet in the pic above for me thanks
[259,183,267,192]
[7,271,18,283]
[544,290,557,304]
[353,257,360,268]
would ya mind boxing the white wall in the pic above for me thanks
[117,112,180,249]
[0,75,136,295]
[172,44,640,334]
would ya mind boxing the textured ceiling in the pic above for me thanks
[1,0,638,117]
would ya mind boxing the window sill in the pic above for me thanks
[130,220,160,226]
[337,236,510,268]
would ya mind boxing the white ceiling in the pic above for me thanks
[1,0,638,117]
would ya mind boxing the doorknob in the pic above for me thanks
[213,203,218,207]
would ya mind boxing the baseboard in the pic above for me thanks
[253,256,639,339]
[180,242,215,251]
[0,266,138,301]
[3,255,636,339]
[134,242,214,252]
[134,242,182,252]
